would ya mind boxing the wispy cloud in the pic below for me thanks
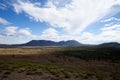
[0,3,7,10]
[101,17,120,23]
[13,0,120,34]
[0,17,10,25]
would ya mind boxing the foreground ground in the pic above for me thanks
[0,46,120,80]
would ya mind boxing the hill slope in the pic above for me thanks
[99,42,120,47]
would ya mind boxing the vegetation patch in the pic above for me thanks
[54,47,120,62]
[0,47,120,80]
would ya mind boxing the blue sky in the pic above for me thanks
[0,0,120,44]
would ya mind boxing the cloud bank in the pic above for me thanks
[13,0,120,34]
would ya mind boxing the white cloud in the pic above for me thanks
[18,28,37,39]
[0,26,39,44]
[1,24,120,44]
[0,35,17,44]
[0,17,10,25]
[22,24,120,44]
[18,28,31,36]
[40,28,60,41]
[101,17,120,22]
[101,17,120,27]
[39,24,120,44]
[4,26,18,36]
[39,28,75,41]
[101,24,120,31]
[13,0,120,34]
[1,0,120,44]
[4,27,35,37]
[79,24,120,44]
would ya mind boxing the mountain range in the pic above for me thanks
[20,40,83,46]
[0,40,120,47]
[98,42,120,47]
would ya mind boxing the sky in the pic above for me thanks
[0,0,120,44]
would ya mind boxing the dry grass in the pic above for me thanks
[0,47,120,80]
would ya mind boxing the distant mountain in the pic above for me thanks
[21,40,82,46]
[0,44,11,46]
[99,42,120,47]
[57,40,81,46]
[0,40,120,47]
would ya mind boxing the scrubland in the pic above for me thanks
[0,46,120,80]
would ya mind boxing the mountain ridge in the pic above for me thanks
[0,40,120,47]
[21,40,82,46]
[98,42,120,47]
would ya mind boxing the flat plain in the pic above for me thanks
[0,46,120,80]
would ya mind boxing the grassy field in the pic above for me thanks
[0,46,120,80]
